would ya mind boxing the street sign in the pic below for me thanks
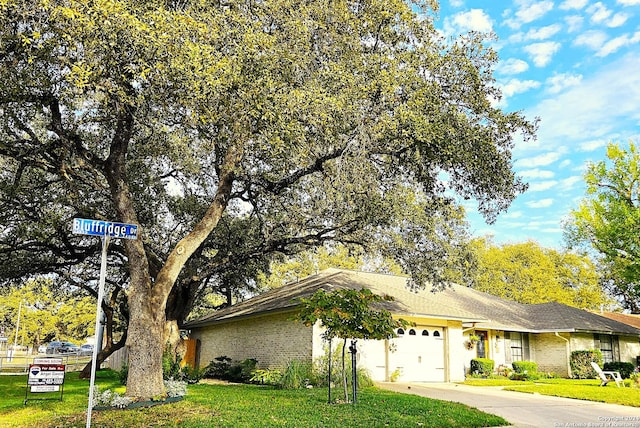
[72,218,139,240]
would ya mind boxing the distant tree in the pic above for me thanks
[565,142,640,312]
[469,239,610,309]
[0,278,95,350]
[297,287,406,403]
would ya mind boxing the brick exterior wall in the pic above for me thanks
[190,310,314,370]
[531,333,570,376]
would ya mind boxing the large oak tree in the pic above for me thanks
[0,0,534,398]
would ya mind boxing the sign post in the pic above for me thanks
[72,219,138,428]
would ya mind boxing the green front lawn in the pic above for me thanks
[0,371,507,428]
[464,378,640,407]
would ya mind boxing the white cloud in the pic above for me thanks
[579,139,608,151]
[505,1,555,29]
[587,2,612,24]
[559,176,583,190]
[596,32,640,57]
[516,152,563,168]
[450,0,465,7]
[545,73,583,94]
[573,30,608,50]
[606,13,629,27]
[519,168,555,179]
[559,159,572,168]
[525,24,563,40]
[523,42,562,67]
[529,180,559,191]
[500,78,541,97]
[498,58,530,75]
[445,9,493,35]
[560,0,588,9]
[585,3,627,27]
[530,54,640,148]
[526,198,554,208]
[565,15,584,32]
[617,0,640,5]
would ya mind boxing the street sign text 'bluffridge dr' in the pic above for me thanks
[72,218,139,240]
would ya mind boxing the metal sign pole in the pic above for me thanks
[86,235,109,428]
[72,218,137,428]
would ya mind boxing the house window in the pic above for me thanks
[433,331,440,337]
[599,335,614,363]
[510,332,524,362]
[422,330,429,336]
[409,329,416,335]
[397,328,405,335]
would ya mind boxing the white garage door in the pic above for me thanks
[390,327,445,382]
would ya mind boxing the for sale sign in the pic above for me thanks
[28,359,65,393]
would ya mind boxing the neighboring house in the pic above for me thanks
[184,269,640,382]
[598,312,640,330]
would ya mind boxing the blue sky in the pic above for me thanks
[432,0,640,248]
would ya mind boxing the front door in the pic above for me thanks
[476,331,488,359]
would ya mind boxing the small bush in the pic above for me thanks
[570,350,602,379]
[250,368,283,385]
[512,361,538,374]
[603,362,635,379]
[204,356,232,379]
[470,358,494,376]
[178,364,205,384]
[279,360,315,389]
[162,345,182,380]
[204,356,257,383]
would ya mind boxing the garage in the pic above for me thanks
[389,327,445,382]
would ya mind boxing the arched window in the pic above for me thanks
[433,330,441,337]
[409,329,416,335]
[397,328,405,335]
[422,330,429,336]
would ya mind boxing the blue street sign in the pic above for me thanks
[72,218,139,240]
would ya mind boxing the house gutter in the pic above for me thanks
[555,332,572,378]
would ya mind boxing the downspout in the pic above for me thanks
[555,332,571,378]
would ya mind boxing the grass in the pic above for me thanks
[463,377,640,407]
[0,371,508,428]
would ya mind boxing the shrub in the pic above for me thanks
[178,364,205,384]
[204,356,257,383]
[279,359,316,389]
[204,356,232,379]
[162,345,182,380]
[603,362,635,379]
[470,358,494,376]
[512,361,538,374]
[570,350,603,379]
[164,379,188,397]
[250,368,283,385]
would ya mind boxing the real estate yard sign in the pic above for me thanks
[25,358,65,403]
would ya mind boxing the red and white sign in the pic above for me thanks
[28,361,65,393]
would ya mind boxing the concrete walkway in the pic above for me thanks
[377,382,640,427]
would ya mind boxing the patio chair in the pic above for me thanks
[590,362,624,387]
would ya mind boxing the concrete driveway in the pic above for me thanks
[377,382,640,427]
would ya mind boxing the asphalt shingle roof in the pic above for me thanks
[185,269,640,337]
